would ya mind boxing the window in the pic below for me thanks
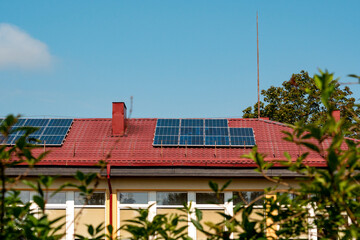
[233,191,263,206]
[196,193,224,204]
[74,192,105,205]
[157,192,187,205]
[46,191,66,204]
[120,192,148,204]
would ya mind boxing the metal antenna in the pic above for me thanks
[257,12,260,118]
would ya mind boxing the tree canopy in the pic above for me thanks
[242,70,360,138]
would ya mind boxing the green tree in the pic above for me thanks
[242,70,360,138]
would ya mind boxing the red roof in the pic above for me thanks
[31,118,330,167]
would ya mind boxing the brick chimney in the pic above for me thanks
[332,109,340,122]
[112,102,127,136]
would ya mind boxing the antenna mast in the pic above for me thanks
[257,12,260,118]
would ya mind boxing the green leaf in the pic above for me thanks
[33,195,45,210]
[209,181,218,193]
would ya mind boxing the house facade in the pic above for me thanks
[6,102,329,240]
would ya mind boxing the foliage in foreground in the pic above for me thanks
[0,70,360,239]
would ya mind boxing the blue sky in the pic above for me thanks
[0,1,359,118]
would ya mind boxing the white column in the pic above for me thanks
[29,192,39,218]
[307,203,317,240]
[224,192,234,239]
[66,191,74,240]
[188,192,197,240]
[117,193,121,238]
[148,191,157,221]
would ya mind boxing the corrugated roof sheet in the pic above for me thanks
[29,118,330,167]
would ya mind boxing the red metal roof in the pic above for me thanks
[30,118,330,167]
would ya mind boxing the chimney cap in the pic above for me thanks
[112,102,127,109]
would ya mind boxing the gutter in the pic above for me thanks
[107,164,113,228]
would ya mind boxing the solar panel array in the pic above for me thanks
[0,118,73,146]
[153,119,256,147]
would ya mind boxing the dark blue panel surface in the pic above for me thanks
[9,135,21,145]
[181,119,203,127]
[40,135,65,145]
[43,127,69,136]
[179,136,204,146]
[14,119,27,126]
[153,135,179,145]
[48,119,73,127]
[180,127,203,136]
[230,128,253,136]
[205,127,228,136]
[29,127,45,136]
[205,136,230,146]
[24,119,50,126]
[230,136,256,146]
[156,119,180,127]
[205,119,228,127]
[1,118,73,146]
[155,127,179,136]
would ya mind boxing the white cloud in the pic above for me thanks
[0,23,53,70]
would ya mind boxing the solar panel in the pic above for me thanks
[153,119,256,147]
[153,119,180,146]
[180,136,204,146]
[180,127,203,136]
[40,135,66,145]
[181,119,203,127]
[205,136,230,146]
[153,135,178,146]
[156,119,180,127]
[48,119,73,126]
[230,136,256,146]
[43,127,69,135]
[229,128,256,147]
[14,119,26,126]
[0,118,73,146]
[24,119,50,126]
[230,128,253,136]
[205,119,228,127]
[205,127,228,136]
[155,127,179,136]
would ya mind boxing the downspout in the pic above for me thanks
[107,164,113,228]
